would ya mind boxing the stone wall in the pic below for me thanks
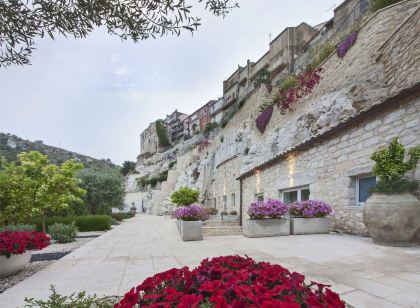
[241,95,420,235]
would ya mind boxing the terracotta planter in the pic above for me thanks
[0,253,31,278]
[363,193,420,246]
[243,218,290,238]
[290,217,330,235]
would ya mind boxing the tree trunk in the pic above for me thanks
[41,214,46,234]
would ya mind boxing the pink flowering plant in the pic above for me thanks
[172,204,209,221]
[289,200,332,218]
[248,199,288,219]
[337,31,358,58]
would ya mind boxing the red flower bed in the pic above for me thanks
[116,255,345,308]
[0,231,50,258]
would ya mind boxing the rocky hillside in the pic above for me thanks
[0,133,119,170]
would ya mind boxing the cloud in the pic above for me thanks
[114,66,134,77]
[110,53,121,63]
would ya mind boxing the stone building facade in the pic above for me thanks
[134,0,419,238]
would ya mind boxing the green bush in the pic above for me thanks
[24,285,119,308]
[111,218,120,225]
[0,224,36,232]
[156,120,171,147]
[221,211,228,215]
[206,207,218,215]
[370,137,420,193]
[49,222,78,243]
[171,186,199,206]
[149,177,158,188]
[309,41,336,69]
[370,0,402,12]
[111,212,134,221]
[158,170,168,182]
[229,210,238,215]
[33,215,111,232]
[169,161,176,169]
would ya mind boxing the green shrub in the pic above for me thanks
[49,222,78,243]
[370,137,420,193]
[156,120,171,147]
[158,170,168,182]
[278,75,298,92]
[111,212,134,221]
[0,224,36,232]
[370,0,402,12]
[206,207,218,215]
[221,211,228,215]
[25,285,119,308]
[149,177,158,188]
[204,122,218,135]
[309,41,336,69]
[229,210,238,215]
[33,215,111,232]
[171,186,199,206]
[169,161,176,169]
[111,218,120,225]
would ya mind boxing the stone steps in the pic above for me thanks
[203,221,242,236]
[203,225,243,236]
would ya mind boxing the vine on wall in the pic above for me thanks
[156,121,171,147]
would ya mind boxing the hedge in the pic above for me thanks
[111,212,135,221]
[32,215,112,232]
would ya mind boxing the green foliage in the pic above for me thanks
[371,137,420,193]
[309,41,336,69]
[158,170,168,182]
[0,151,85,231]
[204,122,218,136]
[171,186,199,206]
[1,1,238,68]
[371,179,418,194]
[278,75,298,91]
[206,207,218,215]
[229,210,237,215]
[77,168,125,215]
[48,222,78,243]
[221,211,228,215]
[169,161,176,169]
[370,0,402,12]
[138,176,148,188]
[254,69,271,87]
[0,224,36,232]
[111,212,135,221]
[33,215,111,232]
[156,121,171,148]
[149,176,158,188]
[24,285,119,308]
[120,161,136,176]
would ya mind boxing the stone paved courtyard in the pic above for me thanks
[1,215,420,307]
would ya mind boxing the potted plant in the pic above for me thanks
[172,205,209,241]
[205,207,220,221]
[0,230,50,277]
[243,199,289,237]
[222,210,239,222]
[289,200,332,235]
[363,138,420,246]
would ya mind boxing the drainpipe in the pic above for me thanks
[239,178,243,226]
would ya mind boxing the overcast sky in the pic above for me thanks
[0,0,338,165]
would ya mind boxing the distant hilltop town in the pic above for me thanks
[139,0,369,155]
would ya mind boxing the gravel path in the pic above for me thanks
[0,230,105,294]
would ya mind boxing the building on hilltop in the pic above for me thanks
[183,100,214,137]
[165,109,187,142]
[210,97,224,124]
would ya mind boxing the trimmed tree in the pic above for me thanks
[0,151,85,233]
[170,186,199,207]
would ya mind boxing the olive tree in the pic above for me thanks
[0,0,238,68]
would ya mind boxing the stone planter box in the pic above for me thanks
[180,220,203,241]
[243,218,290,238]
[222,215,239,222]
[0,253,31,278]
[290,217,330,235]
[208,215,221,221]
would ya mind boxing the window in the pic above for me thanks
[231,193,235,208]
[280,186,310,204]
[223,195,227,211]
[255,193,264,201]
[356,176,376,207]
